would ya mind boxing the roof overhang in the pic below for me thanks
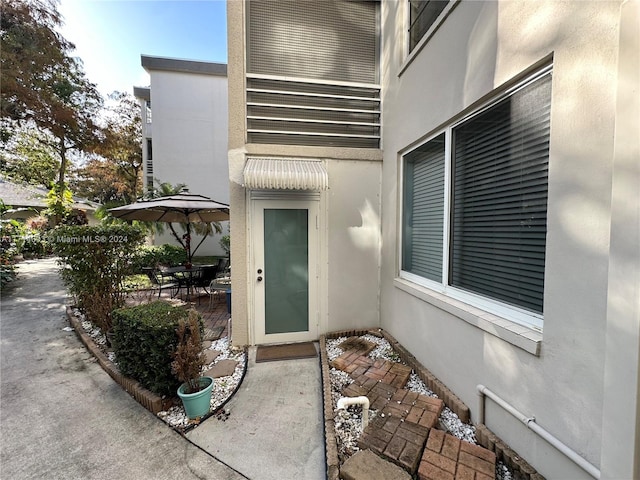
[243,157,329,191]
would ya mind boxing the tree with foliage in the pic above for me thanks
[1,0,73,126]
[73,92,143,205]
[1,0,103,216]
[0,122,59,188]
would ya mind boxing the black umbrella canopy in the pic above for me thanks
[109,192,230,223]
[109,192,230,263]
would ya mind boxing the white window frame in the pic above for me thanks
[399,66,553,332]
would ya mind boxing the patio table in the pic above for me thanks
[161,265,214,302]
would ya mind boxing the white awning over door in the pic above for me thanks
[243,157,329,191]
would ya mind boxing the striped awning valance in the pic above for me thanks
[243,157,328,191]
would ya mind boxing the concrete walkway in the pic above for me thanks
[187,348,326,480]
[0,259,247,480]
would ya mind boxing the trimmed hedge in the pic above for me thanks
[112,301,203,397]
[132,244,187,272]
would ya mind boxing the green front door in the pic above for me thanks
[254,199,318,344]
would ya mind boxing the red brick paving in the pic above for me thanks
[127,289,231,338]
[419,429,496,480]
[359,414,430,474]
[332,347,495,479]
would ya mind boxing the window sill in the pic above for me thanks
[393,278,542,356]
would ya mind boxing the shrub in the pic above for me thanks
[0,262,16,289]
[112,302,203,396]
[219,234,230,257]
[132,244,187,272]
[171,310,205,394]
[0,218,23,287]
[21,231,51,258]
[51,224,145,333]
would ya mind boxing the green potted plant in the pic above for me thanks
[171,310,214,419]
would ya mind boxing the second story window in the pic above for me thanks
[409,0,451,52]
[145,100,152,123]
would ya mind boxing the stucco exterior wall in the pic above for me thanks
[379,0,630,477]
[148,67,229,256]
[227,0,382,346]
[326,159,381,332]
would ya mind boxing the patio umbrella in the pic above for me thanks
[109,191,230,263]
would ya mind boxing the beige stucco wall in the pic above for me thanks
[227,0,382,346]
[380,0,632,477]
[326,159,381,332]
[600,1,640,478]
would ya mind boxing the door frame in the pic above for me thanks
[249,191,323,345]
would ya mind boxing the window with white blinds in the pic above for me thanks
[401,69,552,323]
[402,133,445,282]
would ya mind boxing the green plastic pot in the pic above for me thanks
[177,376,214,419]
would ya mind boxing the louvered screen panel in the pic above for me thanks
[450,74,552,313]
[246,76,380,148]
[248,0,378,84]
[402,134,446,282]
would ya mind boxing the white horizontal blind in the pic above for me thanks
[402,133,445,282]
[450,74,552,313]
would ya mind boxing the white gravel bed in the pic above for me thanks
[71,308,246,430]
[326,335,513,478]
[157,337,246,429]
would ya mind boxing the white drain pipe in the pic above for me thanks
[336,396,370,429]
[477,384,601,479]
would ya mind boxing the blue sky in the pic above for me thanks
[58,0,228,97]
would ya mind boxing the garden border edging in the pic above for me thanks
[320,327,544,480]
[66,306,170,414]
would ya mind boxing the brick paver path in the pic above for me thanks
[359,415,430,473]
[419,429,496,480]
[332,347,495,479]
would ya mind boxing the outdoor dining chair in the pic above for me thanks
[190,265,219,303]
[152,267,181,299]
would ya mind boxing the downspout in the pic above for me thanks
[477,385,601,479]
[336,396,370,429]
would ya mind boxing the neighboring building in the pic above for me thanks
[134,55,229,256]
[0,178,99,224]
[228,1,639,479]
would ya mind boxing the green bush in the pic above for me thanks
[132,244,187,272]
[51,224,145,333]
[112,301,203,396]
[21,233,51,258]
[0,218,24,288]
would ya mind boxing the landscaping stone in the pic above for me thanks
[340,449,412,480]
[204,359,238,378]
[204,349,221,364]
[338,337,377,356]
